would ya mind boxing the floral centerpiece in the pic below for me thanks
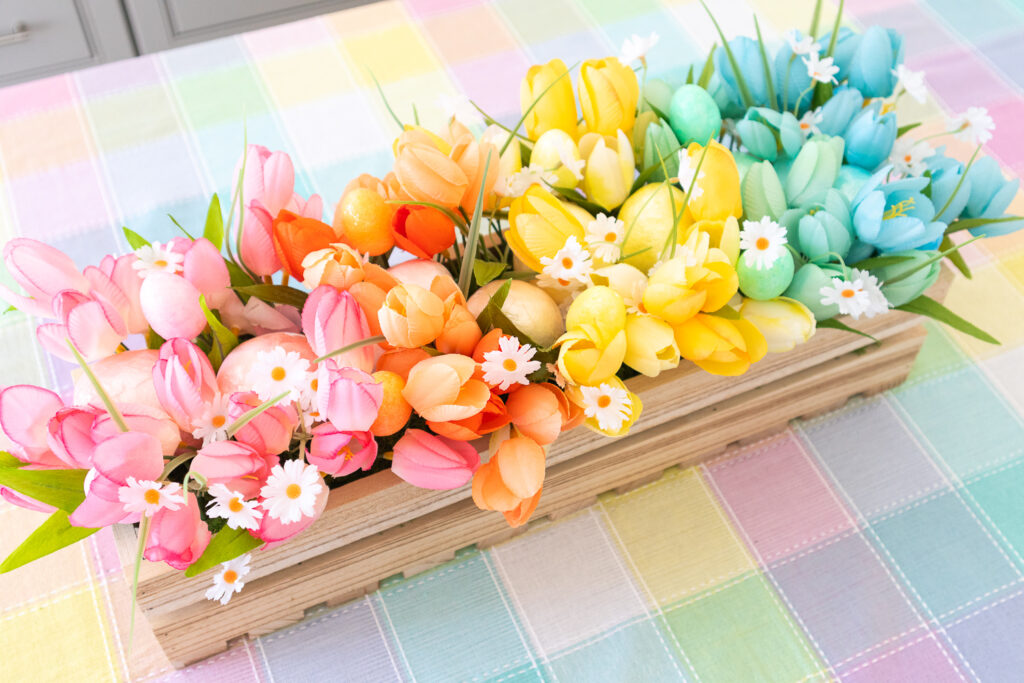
[0,2,1018,609]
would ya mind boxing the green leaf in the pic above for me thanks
[0,457,88,513]
[203,194,225,250]
[851,254,915,270]
[700,1,753,108]
[0,510,97,573]
[4,305,16,315]
[199,294,239,371]
[458,148,493,296]
[474,280,512,334]
[897,295,999,344]
[697,47,717,89]
[473,260,507,287]
[753,16,777,109]
[232,284,308,309]
[818,317,878,342]
[167,214,196,240]
[147,329,166,350]
[940,235,971,279]
[945,215,1023,233]
[366,67,404,130]
[226,259,257,288]
[884,234,982,285]
[548,185,605,215]
[184,526,263,578]
[122,227,149,250]
[226,391,291,437]
[685,64,695,85]
[813,0,844,108]
[314,335,386,364]
[896,122,922,138]
[809,0,824,37]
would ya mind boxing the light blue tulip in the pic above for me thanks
[847,239,876,263]
[816,86,864,137]
[817,27,861,83]
[714,37,771,109]
[848,26,903,98]
[773,37,814,113]
[870,249,942,307]
[852,167,946,251]
[796,190,854,262]
[833,164,872,204]
[843,102,897,170]
[783,262,850,320]
[962,156,1024,237]
[735,108,804,162]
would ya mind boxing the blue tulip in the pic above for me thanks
[843,102,897,170]
[735,108,804,162]
[852,168,946,251]
[773,39,814,113]
[833,164,872,204]
[783,262,851,320]
[714,37,771,109]
[848,26,904,98]
[962,156,1024,237]
[797,190,855,262]
[816,86,864,137]
[817,27,861,83]
[704,72,746,120]
[847,239,876,264]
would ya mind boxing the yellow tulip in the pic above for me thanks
[617,183,687,272]
[738,297,817,353]
[631,110,659,165]
[679,141,742,222]
[578,57,639,137]
[564,285,626,346]
[643,233,739,324]
[673,314,767,376]
[565,376,643,437]
[521,58,579,141]
[556,286,627,385]
[590,263,647,310]
[624,313,680,377]
[507,185,586,272]
[531,129,583,190]
[579,130,635,211]
[680,216,741,265]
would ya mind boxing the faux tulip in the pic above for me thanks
[848,26,904,98]
[285,192,324,222]
[741,162,786,223]
[852,171,945,252]
[674,313,767,376]
[815,86,864,137]
[783,189,855,262]
[301,244,396,337]
[69,432,164,528]
[256,480,328,547]
[0,385,66,468]
[680,217,741,265]
[617,183,687,272]
[963,157,1024,237]
[643,235,738,323]
[817,28,862,83]
[45,405,102,468]
[218,294,301,337]
[272,210,337,280]
[182,237,231,306]
[505,185,587,272]
[870,249,942,307]
[436,303,482,356]
[239,201,281,276]
[736,108,804,162]
[579,130,635,211]
[679,141,743,222]
[428,391,509,441]
[783,262,851,320]
[378,283,446,349]
[301,286,373,373]
[641,118,680,182]
[843,103,897,171]
[402,354,490,423]
[738,298,817,353]
[772,37,815,113]
[139,272,207,341]
[451,133,500,214]
[531,129,583,190]
[369,370,412,437]
[925,151,972,224]
[590,263,648,309]
[240,144,295,216]
[624,313,680,377]
[391,205,457,258]
[567,376,642,437]
[521,58,579,141]
[0,238,90,318]
[190,440,274,500]
[785,136,845,207]
[36,290,127,363]
[375,347,431,380]
[392,128,468,208]
[144,494,211,570]
[556,286,627,385]
[579,57,639,137]
[318,366,382,433]
[85,253,147,334]
[506,383,568,445]
[714,37,772,109]
[227,391,298,456]
[308,424,377,477]
[472,436,545,512]
[153,339,219,432]
[391,428,480,489]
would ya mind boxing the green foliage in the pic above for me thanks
[203,194,225,249]
[0,510,97,573]
[0,453,87,513]
[184,526,263,578]
[897,295,999,344]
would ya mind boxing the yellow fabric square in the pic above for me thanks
[602,468,755,605]
[0,107,91,177]
[341,25,441,85]
[0,588,115,680]
[942,265,1024,358]
[324,0,408,37]
[257,45,356,107]
[0,506,91,611]
[997,248,1024,292]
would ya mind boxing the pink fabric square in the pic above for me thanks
[9,160,109,240]
[839,634,965,682]
[983,96,1024,169]
[404,0,481,18]
[910,47,1013,112]
[74,57,162,98]
[243,18,333,59]
[450,49,530,120]
[0,74,74,120]
[707,433,854,562]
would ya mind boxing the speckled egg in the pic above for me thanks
[737,249,795,300]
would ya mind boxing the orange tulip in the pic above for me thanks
[472,328,505,363]
[506,384,565,445]
[375,347,431,380]
[378,283,446,348]
[272,210,336,279]
[471,436,545,513]
[428,391,509,441]
[301,242,396,336]
[392,205,457,259]
[504,487,542,528]
[392,128,468,209]
[402,354,490,422]
[369,370,412,437]
[450,135,500,213]
[435,302,482,356]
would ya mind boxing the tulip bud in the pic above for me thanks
[641,119,680,182]
[521,59,579,141]
[738,297,817,352]
[735,108,803,162]
[741,161,787,222]
[815,86,864,137]
[144,495,211,570]
[153,338,219,432]
[578,57,638,137]
[785,136,845,207]
[308,424,377,477]
[617,183,687,272]
[843,103,897,170]
[391,428,480,490]
[848,26,903,98]
[870,249,942,307]
[507,185,587,273]
[191,440,274,500]
[624,313,680,377]
[674,313,767,376]
[579,130,635,211]
[378,283,446,348]
[529,129,583,190]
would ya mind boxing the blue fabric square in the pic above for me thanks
[549,618,688,682]
[944,590,1024,680]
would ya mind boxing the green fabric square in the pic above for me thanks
[663,574,824,681]
[907,321,967,383]
[494,0,592,43]
[86,86,179,150]
[575,0,662,24]
[966,459,1024,571]
[173,66,270,129]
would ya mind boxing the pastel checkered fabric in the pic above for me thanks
[1,0,1023,680]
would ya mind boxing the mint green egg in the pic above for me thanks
[668,84,722,146]
[738,248,795,300]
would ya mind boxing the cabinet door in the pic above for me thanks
[124,0,369,53]
[0,0,134,86]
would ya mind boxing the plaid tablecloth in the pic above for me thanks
[1,0,1023,680]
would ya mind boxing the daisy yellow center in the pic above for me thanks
[228,497,244,513]
[155,259,168,268]
[597,395,611,408]
[310,378,318,391]
[502,358,518,372]
[604,232,617,242]
[211,415,226,428]
[285,483,302,499]
[223,570,238,584]
[561,257,574,269]
[271,367,287,381]
[841,288,856,298]
[800,122,810,130]
[904,154,912,162]
[143,488,161,505]
[756,237,770,250]
[557,278,571,287]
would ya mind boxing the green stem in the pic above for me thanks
[314,335,386,364]
[935,145,980,220]
[68,342,129,433]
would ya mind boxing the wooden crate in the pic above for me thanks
[115,269,952,667]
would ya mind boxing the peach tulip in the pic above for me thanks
[506,384,566,445]
[0,238,90,318]
[308,424,377,477]
[392,129,468,209]
[435,303,482,356]
[144,494,211,570]
[451,134,500,213]
[402,355,490,423]
[272,210,337,279]
[375,347,431,380]
[139,272,207,340]
[390,429,480,489]
[471,436,545,512]
[190,440,275,500]
[301,286,374,373]
[427,391,509,441]
[378,283,446,349]
[503,487,543,528]
[227,391,298,457]
[216,333,316,395]
[153,338,219,432]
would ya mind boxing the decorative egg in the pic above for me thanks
[737,249,795,300]
[467,280,564,347]
[668,84,722,146]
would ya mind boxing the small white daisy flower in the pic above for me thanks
[850,268,890,318]
[584,214,625,263]
[131,242,184,278]
[482,336,542,391]
[739,217,788,270]
[260,459,324,524]
[798,109,824,138]
[504,164,559,198]
[580,383,631,432]
[785,29,819,57]
[889,137,933,177]
[541,236,594,286]
[676,152,706,200]
[118,478,185,517]
[205,554,251,605]
[820,277,871,318]
[620,32,660,65]
[558,140,585,181]
[246,346,311,404]
[803,53,839,84]
[949,106,995,146]
[206,483,263,531]
[893,65,927,104]
[435,92,484,128]
[191,394,232,445]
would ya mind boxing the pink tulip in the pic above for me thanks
[319,366,382,433]
[219,294,300,337]
[153,338,219,432]
[69,431,164,528]
[144,494,211,570]
[140,272,207,340]
[37,290,127,362]
[255,481,328,548]
[1,487,56,514]
[190,440,274,499]
[183,238,230,307]
[93,406,182,456]
[308,424,377,477]
[85,254,147,334]
[241,145,294,217]
[301,286,373,372]
[228,391,298,456]
[217,333,316,395]
[240,201,281,276]
[391,429,480,490]
[0,385,66,468]
[286,192,324,221]
[0,238,90,318]
[46,405,103,468]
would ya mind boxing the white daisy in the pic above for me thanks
[949,106,995,146]
[893,65,927,104]
[482,336,542,391]
[585,214,625,263]
[803,53,839,84]
[540,236,594,286]
[676,152,706,200]
[785,29,819,57]
[260,459,324,524]
[798,109,823,138]
[435,92,484,128]
[620,32,660,65]
[850,268,890,318]
[580,383,631,432]
[820,277,871,318]
[558,140,585,181]
[246,346,311,404]
[118,478,185,517]
[739,217,788,270]
[504,164,559,197]
[205,554,251,605]
[889,137,933,177]
[191,394,232,445]
[206,483,263,531]
[131,242,184,278]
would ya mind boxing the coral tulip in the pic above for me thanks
[378,283,446,349]
[428,391,509,441]
[391,429,480,490]
[369,370,412,437]
[507,185,587,272]
[153,338,219,432]
[144,494,211,570]
[308,424,377,477]
[403,355,490,423]
[139,272,207,341]
[451,133,499,213]
[272,210,337,279]
[435,302,482,356]
[578,57,639,137]
[0,238,90,318]
[375,348,431,380]
[190,440,275,500]
[674,314,768,376]
[391,205,456,259]
[227,391,298,456]
[506,383,566,445]
[301,286,374,372]
[520,59,579,141]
